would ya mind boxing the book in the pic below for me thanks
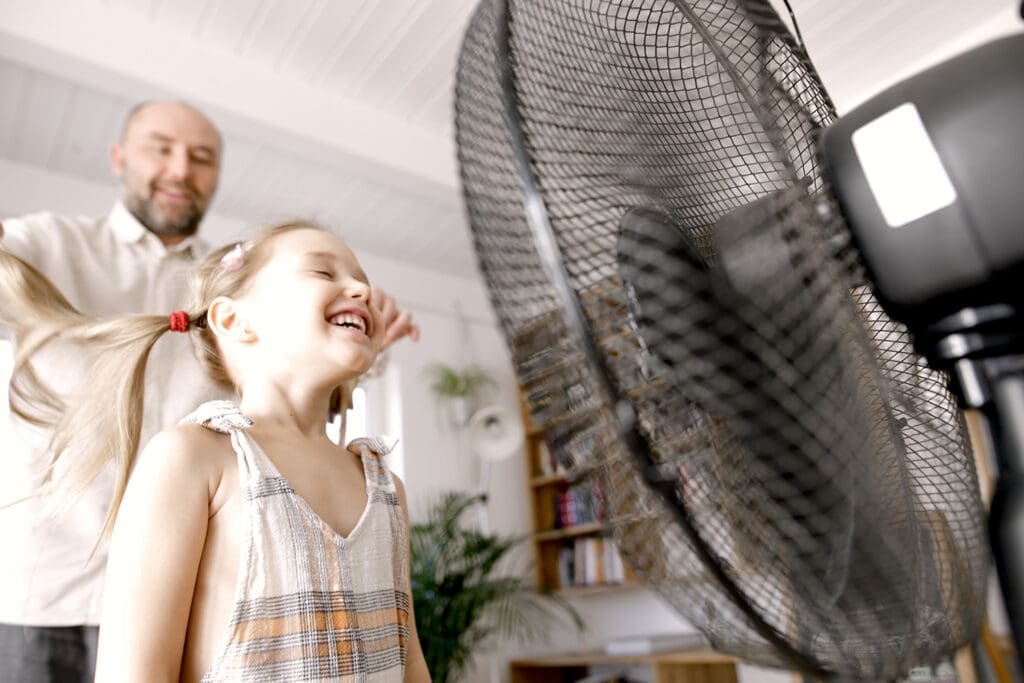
[603,632,709,657]
[603,537,625,583]
[574,538,587,586]
[554,480,608,528]
[537,440,556,476]
[584,537,602,585]
[557,546,574,589]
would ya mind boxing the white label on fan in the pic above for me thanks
[851,103,957,228]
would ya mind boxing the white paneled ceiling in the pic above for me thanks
[0,0,1019,278]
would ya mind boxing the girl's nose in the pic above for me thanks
[345,279,371,300]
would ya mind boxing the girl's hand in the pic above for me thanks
[372,286,420,349]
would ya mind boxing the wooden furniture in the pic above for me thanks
[522,400,638,595]
[509,649,737,683]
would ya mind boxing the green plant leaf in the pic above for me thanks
[421,364,497,399]
[410,491,581,682]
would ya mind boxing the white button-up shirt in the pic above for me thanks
[0,202,227,625]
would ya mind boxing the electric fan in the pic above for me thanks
[453,0,1019,679]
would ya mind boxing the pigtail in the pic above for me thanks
[0,248,181,537]
[38,315,175,538]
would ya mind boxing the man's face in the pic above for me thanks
[111,102,222,244]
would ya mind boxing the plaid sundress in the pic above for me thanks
[184,401,410,682]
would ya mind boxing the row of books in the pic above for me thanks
[554,479,606,528]
[557,536,627,588]
[536,440,563,476]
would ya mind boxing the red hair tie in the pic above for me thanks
[169,310,190,333]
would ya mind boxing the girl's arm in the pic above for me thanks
[394,475,432,683]
[94,425,220,683]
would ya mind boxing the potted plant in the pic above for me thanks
[410,492,581,682]
[422,364,496,425]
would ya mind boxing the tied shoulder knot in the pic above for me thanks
[182,401,254,434]
[346,435,399,457]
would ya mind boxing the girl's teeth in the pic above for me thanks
[332,313,366,333]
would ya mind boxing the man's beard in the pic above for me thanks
[123,187,204,239]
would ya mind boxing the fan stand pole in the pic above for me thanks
[932,306,1024,670]
[983,372,1024,669]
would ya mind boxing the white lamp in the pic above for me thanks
[466,405,525,533]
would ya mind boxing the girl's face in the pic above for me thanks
[236,228,384,386]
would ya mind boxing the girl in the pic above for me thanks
[0,222,430,682]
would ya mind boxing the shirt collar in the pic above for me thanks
[108,200,200,257]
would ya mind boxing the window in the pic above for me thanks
[326,371,404,479]
[327,386,368,445]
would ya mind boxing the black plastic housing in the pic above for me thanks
[821,33,1024,333]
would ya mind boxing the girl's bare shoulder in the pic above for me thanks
[144,422,233,459]
[131,423,235,497]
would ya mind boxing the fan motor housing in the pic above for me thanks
[822,33,1024,331]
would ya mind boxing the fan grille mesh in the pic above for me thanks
[454,0,988,677]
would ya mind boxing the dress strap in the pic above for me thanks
[180,400,269,484]
[346,435,399,493]
[345,435,398,457]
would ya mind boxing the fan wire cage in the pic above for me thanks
[454,0,990,680]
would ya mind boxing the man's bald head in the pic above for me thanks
[111,101,222,246]
[120,100,222,149]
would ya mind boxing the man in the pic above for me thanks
[0,100,417,681]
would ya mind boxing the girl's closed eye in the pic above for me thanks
[312,269,334,278]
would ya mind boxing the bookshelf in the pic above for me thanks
[522,399,637,594]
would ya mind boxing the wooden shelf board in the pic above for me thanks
[534,522,607,541]
[530,472,569,487]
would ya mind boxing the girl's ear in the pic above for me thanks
[206,296,256,342]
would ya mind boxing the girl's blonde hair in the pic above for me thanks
[0,220,354,537]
